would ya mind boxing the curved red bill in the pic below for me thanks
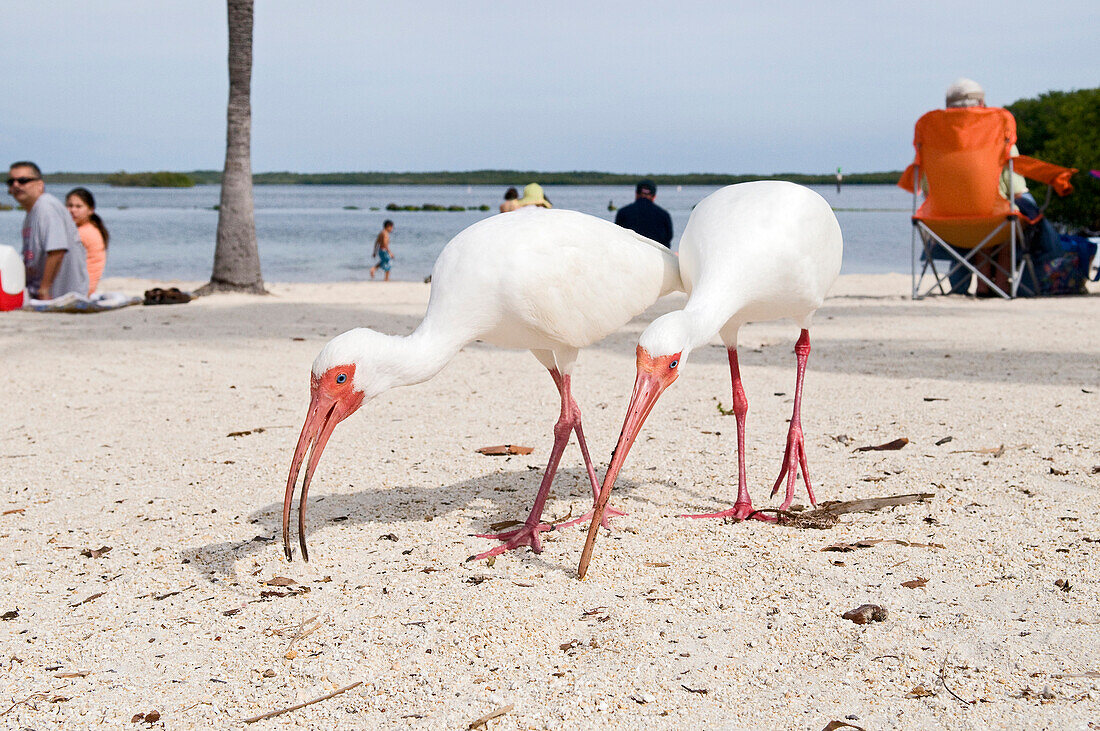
[283,372,363,561]
[578,347,679,579]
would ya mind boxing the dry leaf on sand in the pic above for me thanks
[854,437,909,452]
[822,721,866,731]
[265,576,298,586]
[475,445,533,456]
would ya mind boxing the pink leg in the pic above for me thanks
[546,371,625,531]
[770,329,816,510]
[683,348,772,522]
[470,371,619,560]
[552,415,627,530]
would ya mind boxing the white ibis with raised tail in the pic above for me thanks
[284,208,682,562]
[578,181,842,578]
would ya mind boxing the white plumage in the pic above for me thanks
[286,207,682,561]
[640,181,841,358]
[580,181,843,578]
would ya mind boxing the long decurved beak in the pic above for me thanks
[282,382,360,561]
[578,350,674,579]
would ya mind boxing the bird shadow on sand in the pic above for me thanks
[640,331,1100,386]
[182,466,664,583]
[34,301,427,344]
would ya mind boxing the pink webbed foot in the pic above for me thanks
[681,501,776,522]
[554,504,627,531]
[468,522,553,561]
[770,424,816,511]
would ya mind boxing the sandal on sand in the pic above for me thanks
[163,287,192,304]
[143,287,193,305]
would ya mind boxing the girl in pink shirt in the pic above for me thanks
[66,188,109,294]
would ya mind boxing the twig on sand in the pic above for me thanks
[469,703,514,729]
[2,692,49,716]
[548,506,574,527]
[939,654,973,705]
[243,681,362,724]
[284,614,323,655]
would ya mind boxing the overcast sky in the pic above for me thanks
[3,1,1096,175]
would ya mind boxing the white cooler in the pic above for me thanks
[0,244,26,310]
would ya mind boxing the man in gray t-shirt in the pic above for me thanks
[8,161,89,299]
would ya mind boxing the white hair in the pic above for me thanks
[946,77,985,108]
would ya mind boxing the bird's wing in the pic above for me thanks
[679,182,842,321]
[426,209,680,350]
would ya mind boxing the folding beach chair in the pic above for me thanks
[899,106,1076,299]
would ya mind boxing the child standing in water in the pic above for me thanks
[370,220,395,281]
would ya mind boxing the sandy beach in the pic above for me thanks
[2,273,1098,729]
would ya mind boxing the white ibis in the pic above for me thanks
[578,181,842,578]
[284,208,682,561]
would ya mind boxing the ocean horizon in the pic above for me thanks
[1,183,914,284]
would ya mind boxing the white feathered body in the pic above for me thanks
[423,207,681,350]
[636,181,842,359]
[678,181,842,331]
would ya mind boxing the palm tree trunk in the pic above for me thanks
[201,0,265,294]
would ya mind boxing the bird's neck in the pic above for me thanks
[686,315,726,355]
[683,290,751,346]
[385,322,467,389]
[672,303,729,351]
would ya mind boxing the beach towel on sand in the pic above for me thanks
[26,291,143,313]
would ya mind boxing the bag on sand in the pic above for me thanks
[1017,234,1094,297]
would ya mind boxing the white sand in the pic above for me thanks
[1,274,1098,729]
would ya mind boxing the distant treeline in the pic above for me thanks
[48,169,903,187]
[1008,87,1099,229]
[104,171,196,187]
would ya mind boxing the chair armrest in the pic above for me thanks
[898,163,918,193]
[1012,155,1077,196]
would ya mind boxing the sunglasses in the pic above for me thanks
[6,176,40,187]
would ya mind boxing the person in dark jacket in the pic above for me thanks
[614,179,673,247]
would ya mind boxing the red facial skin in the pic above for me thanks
[578,346,681,579]
[283,364,365,561]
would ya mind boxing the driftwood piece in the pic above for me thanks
[768,492,935,529]
[243,682,362,724]
[814,493,934,516]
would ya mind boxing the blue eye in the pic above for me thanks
[669,360,679,369]
[336,373,347,384]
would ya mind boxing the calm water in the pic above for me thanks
[0,183,913,283]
